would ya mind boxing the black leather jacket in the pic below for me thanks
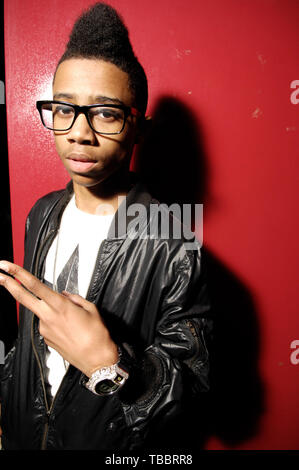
[0,178,212,450]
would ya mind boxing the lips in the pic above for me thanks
[66,153,97,173]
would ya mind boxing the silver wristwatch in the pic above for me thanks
[83,356,129,396]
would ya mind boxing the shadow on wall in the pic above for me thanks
[134,96,264,449]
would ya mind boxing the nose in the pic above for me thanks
[67,112,97,145]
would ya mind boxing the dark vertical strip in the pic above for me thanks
[0,0,18,352]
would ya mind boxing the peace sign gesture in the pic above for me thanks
[0,261,118,378]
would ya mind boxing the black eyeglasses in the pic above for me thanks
[36,100,140,135]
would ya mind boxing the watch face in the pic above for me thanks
[95,379,119,395]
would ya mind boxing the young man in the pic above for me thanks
[0,3,211,450]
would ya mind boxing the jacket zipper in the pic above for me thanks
[30,227,57,449]
[186,319,201,360]
[40,366,70,450]
[31,315,50,449]
[186,318,209,366]
[33,228,56,278]
[32,311,72,450]
[32,230,107,449]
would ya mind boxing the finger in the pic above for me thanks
[61,291,96,311]
[0,272,46,318]
[0,260,61,310]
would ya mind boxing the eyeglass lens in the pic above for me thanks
[41,103,125,134]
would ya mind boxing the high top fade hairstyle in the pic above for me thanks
[55,2,148,116]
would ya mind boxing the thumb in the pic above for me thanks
[61,290,91,309]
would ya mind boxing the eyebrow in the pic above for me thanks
[53,93,125,106]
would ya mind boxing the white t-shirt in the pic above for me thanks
[44,195,114,397]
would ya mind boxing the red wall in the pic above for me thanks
[4,0,299,450]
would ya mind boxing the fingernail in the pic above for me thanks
[0,261,9,272]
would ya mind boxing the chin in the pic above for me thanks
[70,169,119,188]
[71,175,107,188]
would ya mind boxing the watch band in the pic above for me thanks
[81,346,130,396]
[85,364,129,396]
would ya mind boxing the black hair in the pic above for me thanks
[56,2,148,115]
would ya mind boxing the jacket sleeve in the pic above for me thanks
[118,243,213,449]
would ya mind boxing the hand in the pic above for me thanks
[0,261,118,377]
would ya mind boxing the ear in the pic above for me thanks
[135,115,152,144]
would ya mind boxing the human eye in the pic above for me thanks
[91,106,123,121]
[53,103,74,117]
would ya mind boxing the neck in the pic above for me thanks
[73,169,133,215]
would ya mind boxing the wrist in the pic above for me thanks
[85,341,119,378]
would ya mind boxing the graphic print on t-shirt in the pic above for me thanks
[44,244,79,295]
[55,244,79,294]
[44,194,115,298]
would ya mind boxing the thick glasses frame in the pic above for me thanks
[36,100,140,135]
